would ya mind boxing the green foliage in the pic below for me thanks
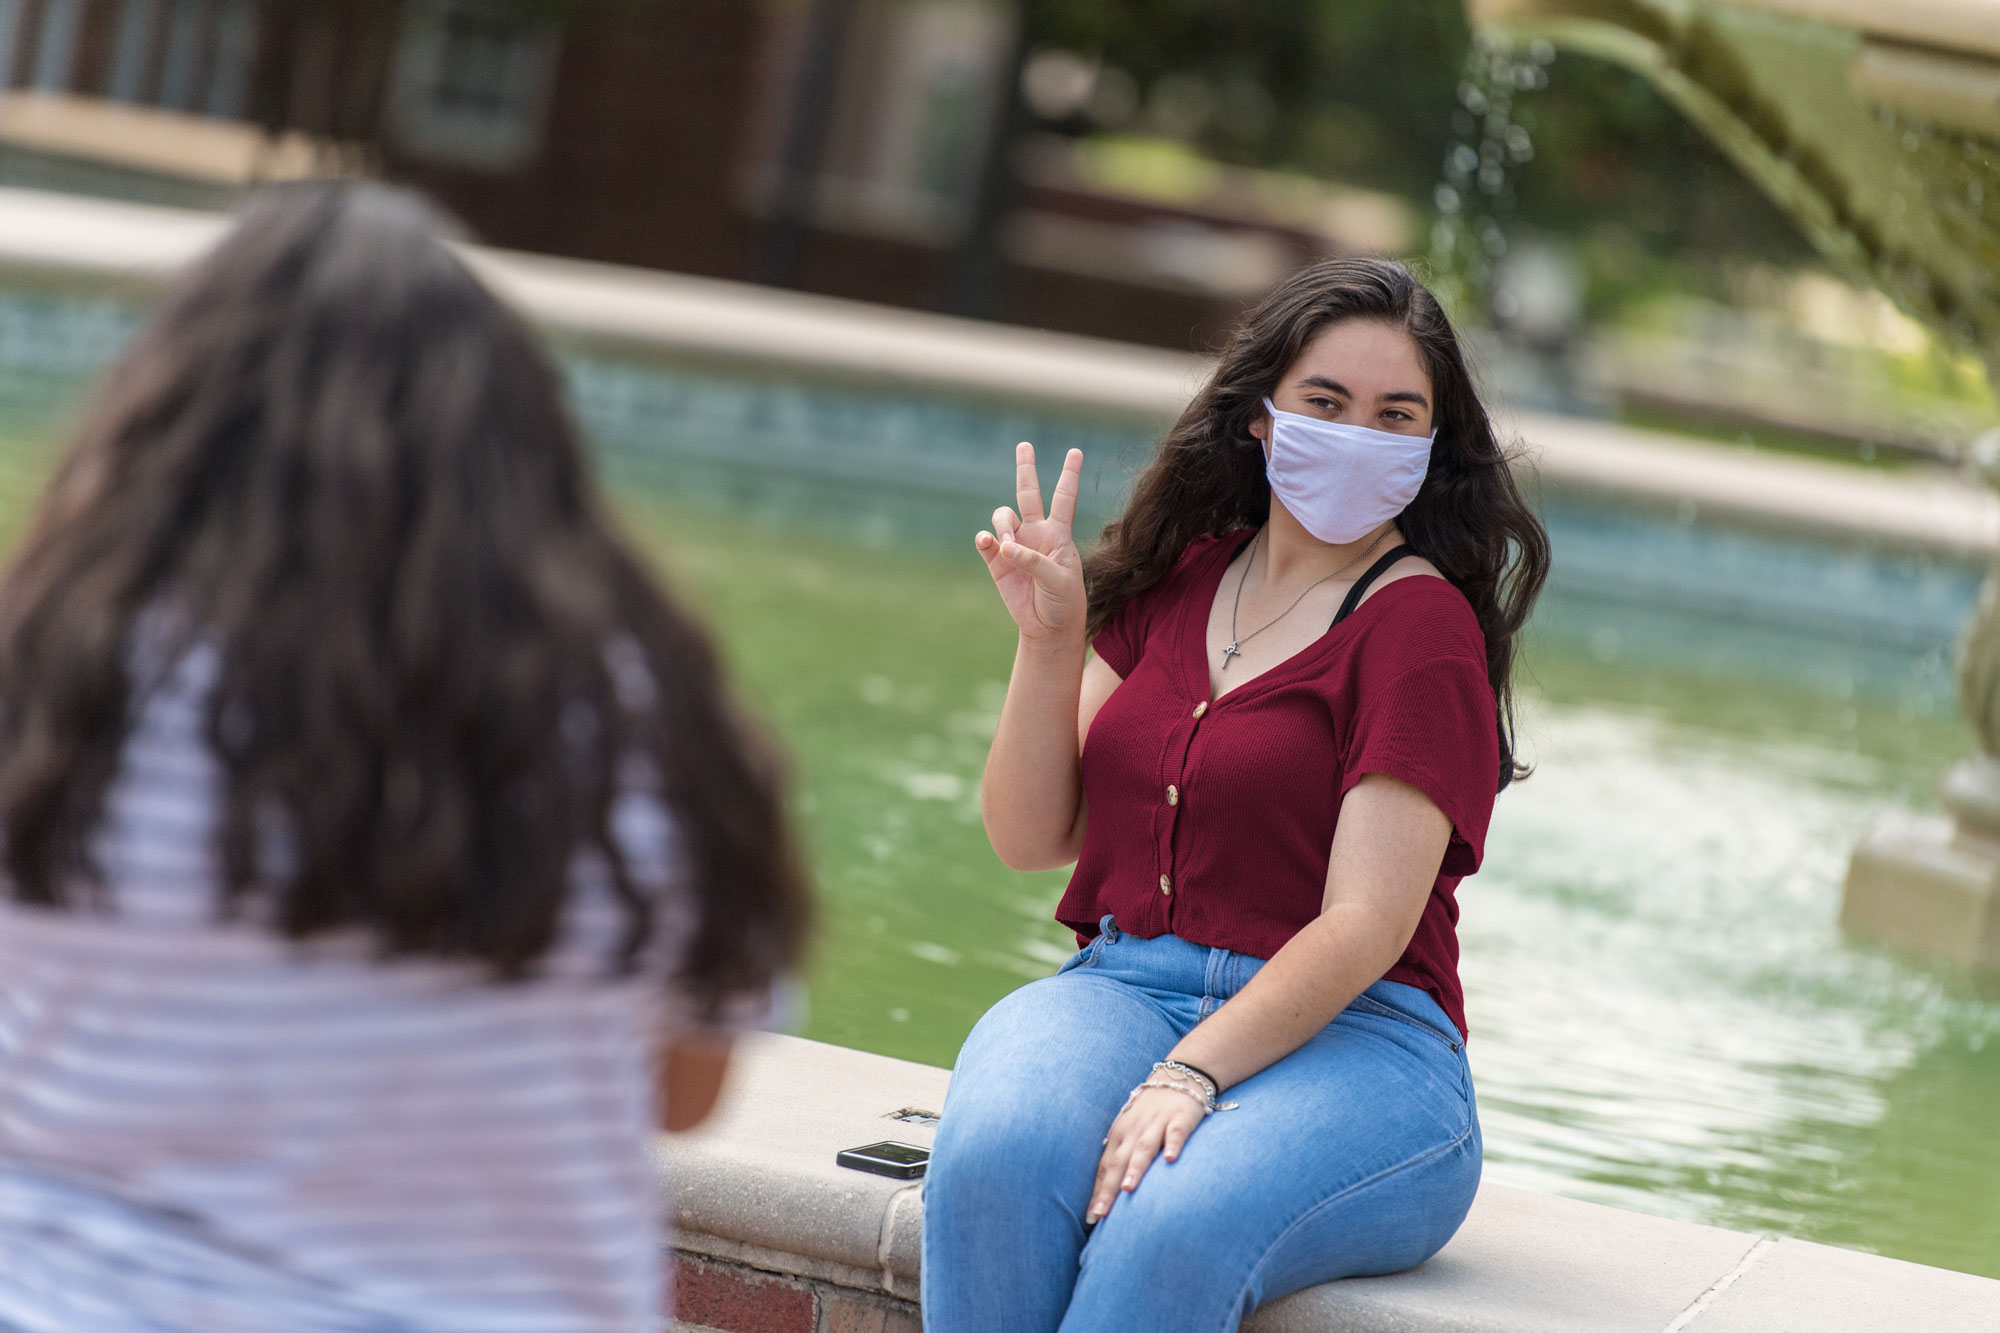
[1024,0,1811,289]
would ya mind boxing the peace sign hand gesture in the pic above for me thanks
[975,443,1086,646]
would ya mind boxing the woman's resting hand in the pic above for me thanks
[1088,1082,1208,1222]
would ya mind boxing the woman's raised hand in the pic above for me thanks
[975,444,1086,645]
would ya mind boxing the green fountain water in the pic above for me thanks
[1455,0,2000,1275]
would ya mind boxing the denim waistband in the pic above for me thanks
[1087,913,1261,1001]
[1084,912,1459,1044]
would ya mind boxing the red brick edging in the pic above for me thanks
[671,1251,920,1333]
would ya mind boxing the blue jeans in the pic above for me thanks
[920,915,1480,1332]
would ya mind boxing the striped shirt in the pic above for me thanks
[0,636,715,1332]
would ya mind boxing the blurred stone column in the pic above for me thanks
[1842,429,2000,975]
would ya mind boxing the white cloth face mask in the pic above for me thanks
[1261,396,1434,545]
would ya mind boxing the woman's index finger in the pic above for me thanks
[1014,441,1045,522]
[1047,448,1083,529]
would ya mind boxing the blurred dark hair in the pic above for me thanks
[0,182,808,1016]
[1083,256,1549,790]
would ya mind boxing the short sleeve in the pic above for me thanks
[1340,654,1498,877]
[1089,589,1153,677]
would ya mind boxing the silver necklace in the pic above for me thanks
[1222,528,1392,669]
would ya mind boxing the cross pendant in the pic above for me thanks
[1221,641,1241,669]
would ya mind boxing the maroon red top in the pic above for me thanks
[1060,530,1498,1037]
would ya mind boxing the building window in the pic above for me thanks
[155,0,206,110]
[762,0,1013,245]
[107,0,161,103]
[107,0,259,118]
[32,0,84,92]
[0,0,21,90]
[385,0,559,173]
[205,0,256,117]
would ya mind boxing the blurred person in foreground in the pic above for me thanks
[0,182,808,1332]
[925,258,1549,1330]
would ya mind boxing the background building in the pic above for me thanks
[0,0,1406,349]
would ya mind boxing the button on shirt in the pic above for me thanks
[1058,531,1499,1038]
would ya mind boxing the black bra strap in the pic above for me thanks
[1332,545,1415,627]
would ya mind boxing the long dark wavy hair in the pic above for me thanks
[1083,257,1549,790]
[0,182,809,1016]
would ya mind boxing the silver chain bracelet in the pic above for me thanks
[1154,1060,1218,1101]
[1117,1063,1240,1118]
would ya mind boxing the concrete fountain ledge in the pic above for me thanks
[658,1033,2000,1333]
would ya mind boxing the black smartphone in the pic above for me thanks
[836,1140,930,1180]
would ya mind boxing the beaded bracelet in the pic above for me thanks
[1118,1078,1211,1118]
[1136,1072,1208,1104]
[1117,1071,1241,1118]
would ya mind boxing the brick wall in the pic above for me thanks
[670,1251,919,1333]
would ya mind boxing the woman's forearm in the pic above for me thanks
[659,1032,735,1132]
[979,631,1088,870]
[1170,774,1451,1088]
[1165,904,1412,1090]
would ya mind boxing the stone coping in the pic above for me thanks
[0,93,327,184]
[1474,0,2000,63]
[659,1032,2000,1331]
[1715,1,2000,62]
[1501,407,1997,560]
[0,186,1987,560]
